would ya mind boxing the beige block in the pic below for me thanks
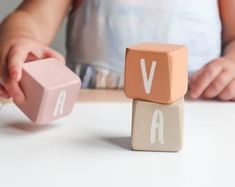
[131,98,184,152]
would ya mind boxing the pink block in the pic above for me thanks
[16,58,81,124]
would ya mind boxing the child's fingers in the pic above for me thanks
[218,79,235,101]
[25,48,64,63]
[4,81,25,104]
[202,70,233,98]
[25,48,45,62]
[0,44,11,81]
[43,47,65,64]
[190,68,204,83]
[7,46,28,82]
[0,84,10,98]
[190,61,222,99]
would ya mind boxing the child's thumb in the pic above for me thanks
[7,47,28,82]
[43,47,65,64]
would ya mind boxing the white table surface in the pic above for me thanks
[0,90,235,187]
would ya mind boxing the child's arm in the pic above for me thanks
[0,0,71,104]
[190,0,235,101]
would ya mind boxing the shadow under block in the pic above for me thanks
[16,58,81,124]
[124,43,188,104]
[131,98,184,152]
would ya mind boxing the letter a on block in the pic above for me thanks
[150,109,164,144]
[53,90,67,117]
[140,58,157,94]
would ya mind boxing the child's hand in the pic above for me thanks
[190,57,235,101]
[0,36,64,104]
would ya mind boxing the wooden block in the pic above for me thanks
[131,98,184,152]
[16,58,81,124]
[124,43,188,104]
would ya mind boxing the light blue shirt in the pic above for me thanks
[66,0,221,82]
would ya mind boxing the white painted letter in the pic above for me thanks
[53,90,67,117]
[140,58,157,94]
[150,109,164,144]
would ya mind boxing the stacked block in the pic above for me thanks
[16,58,81,124]
[124,43,188,152]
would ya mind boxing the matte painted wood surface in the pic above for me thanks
[17,58,81,124]
[132,98,184,152]
[124,43,188,104]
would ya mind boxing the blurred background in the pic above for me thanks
[0,0,67,56]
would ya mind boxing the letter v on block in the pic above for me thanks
[140,58,157,94]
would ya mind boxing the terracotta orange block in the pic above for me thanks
[16,58,81,124]
[124,43,188,104]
